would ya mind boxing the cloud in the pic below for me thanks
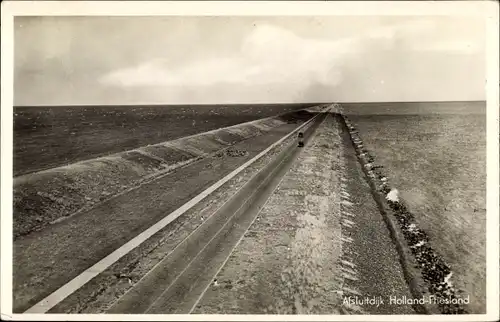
[100,19,482,103]
[99,24,358,93]
[100,57,251,87]
[99,19,442,93]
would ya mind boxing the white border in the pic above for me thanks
[1,1,499,321]
[0,0,495,16]
[485,8,500,321]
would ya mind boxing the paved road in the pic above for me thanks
[14,117,315,313]
[106,114,325,314]
[190,113,415,314]
[15,109,418,315]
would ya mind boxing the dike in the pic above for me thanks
[14,107,327,239]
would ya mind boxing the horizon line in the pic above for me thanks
[13,100,486,108]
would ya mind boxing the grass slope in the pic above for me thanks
[14,103,317,176]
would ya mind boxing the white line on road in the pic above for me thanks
[188,113,329,314]
[110,118,309,311]
[144,149,290,314]
[24,112,323,314]
[189,169,288,314]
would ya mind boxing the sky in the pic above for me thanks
[14,16,486,106]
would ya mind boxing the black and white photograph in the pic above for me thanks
[1,1,499,321]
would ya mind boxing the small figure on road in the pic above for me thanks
[298,132,304,147]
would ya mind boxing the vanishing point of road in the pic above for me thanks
[15,105,417,315]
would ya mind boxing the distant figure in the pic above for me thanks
[298,132,304,147]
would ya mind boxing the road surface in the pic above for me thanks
[14,107,418,315]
